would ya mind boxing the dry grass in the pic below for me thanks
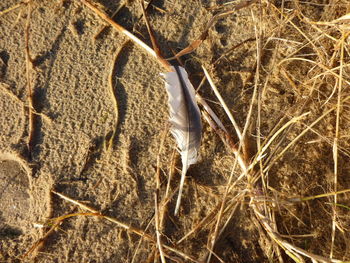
[1,0,350,262]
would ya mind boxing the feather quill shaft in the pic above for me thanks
[163,66,202,215]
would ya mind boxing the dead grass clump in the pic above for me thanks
[1,0,350,262]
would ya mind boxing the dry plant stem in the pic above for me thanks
[201,110,237,155]
[25,2,35,158]
[288,189,350,203]
[164,149,176,198]
[154,195,166,263]
[201,66,248,172]
[255,3,271,233]
[159,185,180,230]
[251,202,343,263]
[216,195,242,239]
[195,95,227,133]
[330,31,345,259]
[154,126,169,263]
[140,0,165,64]
[131,214,155,263]
[0,0,28,16]
[298,14,338,42]
[93,1,127,39]
[136,0,164,23]
[306,64,350,87]
[278,57,350,86]
[0,84,24,105]
[22,221,60,259]
[212,37,256,66]
[257,113,309,161]
[197,96,245,171]
[22,212,97,259]
[202,66,243,141]
[200,107,253,195]
[205,248,225,263]
[52,191,199,262]
[160,149,177,230]
[258,0,284,200]
[80,0,170,70]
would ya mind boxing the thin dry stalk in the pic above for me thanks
[93,1,127,40]
[22,212,98,259]
[154,126,169,263]
[164,148,176,198]
[131,214,154,263]
[201,110,238,156]
[0,0,28,16]
[81,0,163,68]
[251,190,347,263]
[52,191,200,262]
[257,112,309,162]
[278,57,350,86]
[195,95,228,133]
[24,2,35,158]
[139,0,165,64]
[201,66,249,173]
[330,31,346,259]
[255,9,270,245]
[201,66,242,141]
[0,83,24,105]
[159,149,175,231]
[284,189,350,206]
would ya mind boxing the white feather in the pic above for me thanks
[163,66,202,215]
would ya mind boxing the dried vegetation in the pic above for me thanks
[1,0,350,262]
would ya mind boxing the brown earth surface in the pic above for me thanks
[1,0,350,262]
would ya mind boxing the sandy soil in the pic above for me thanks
[1,0,350,262]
